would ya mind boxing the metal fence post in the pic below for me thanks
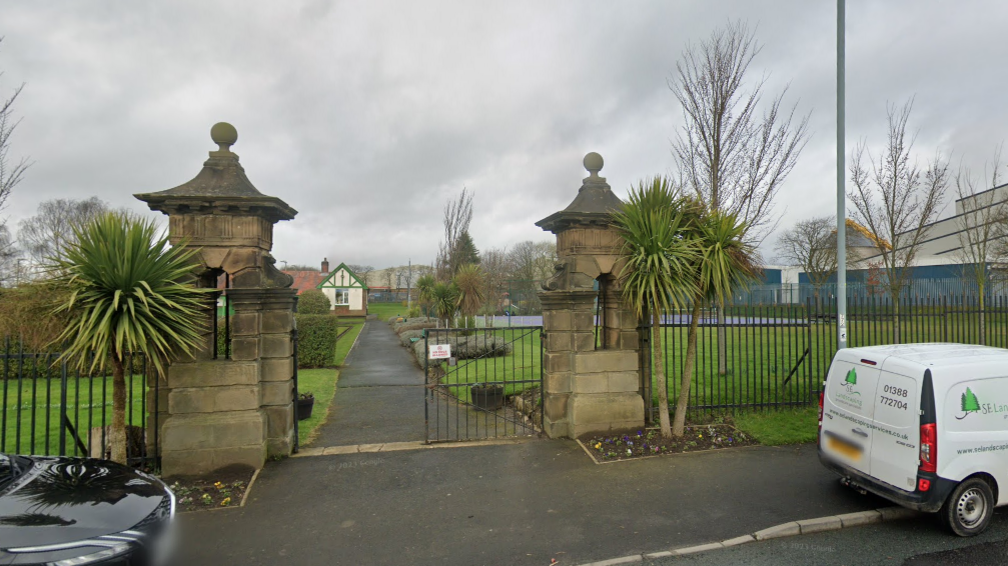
[423,329,430,442]
[59,360,68,456]
[638,307,652,424]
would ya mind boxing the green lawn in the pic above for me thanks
[2,374,148,456]
[296,368,339,446]
[369,302,408,321]
[733,406,818,445]
[333,323,364,366]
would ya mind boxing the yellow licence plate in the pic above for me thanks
[827,435,863,461]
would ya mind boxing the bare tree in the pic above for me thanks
[954,144,1007,344]
[18,197,111,273]
[480,246,511,316]
[775,215,861,311]
[670,20,809,375]
[0,224,18,286]
[507,240,556,282]
[506,240,556,315]
[0,37,29,217]
[849,99,950,343]
[347,264,373,286]
[435,187,474,281]
[671,20,810,245]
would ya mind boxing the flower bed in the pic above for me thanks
[165,465,256,512]
[581,422,757,462]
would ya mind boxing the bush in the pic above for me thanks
[410,333,511,365]
[299,289,331,315]
[0,283,70,351]
[393,318,438,335]
[399,329,425,347]
[296,314,340,368]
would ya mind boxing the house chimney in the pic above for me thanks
[321,257,329,274]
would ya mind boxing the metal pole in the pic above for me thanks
[836,0,847,350]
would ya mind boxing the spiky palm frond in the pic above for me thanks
[695,209,761,305]
[430,282,459,323]
[52,213,208,376]
[614,176,700,316]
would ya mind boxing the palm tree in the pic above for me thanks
[614,176,700,438]
[52,213,207,464]
[672,208,760,436]
[453,263,485,327]
[415,274,435,318]
[429,282,460,327]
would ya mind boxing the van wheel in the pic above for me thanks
[940,478,994,536]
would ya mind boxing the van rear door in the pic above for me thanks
[821,354,884,475]
[868,367,919,492]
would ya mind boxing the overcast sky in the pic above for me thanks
[2,1,1007,270]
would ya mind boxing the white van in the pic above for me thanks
[819,343,1008,536]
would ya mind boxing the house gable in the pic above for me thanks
[318,262,368,290]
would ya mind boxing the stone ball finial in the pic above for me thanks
[210,122,238,152]
[583,152,603,177]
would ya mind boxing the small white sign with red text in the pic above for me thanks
[429,344,452,359]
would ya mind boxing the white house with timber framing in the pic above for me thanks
[317,262,368,316]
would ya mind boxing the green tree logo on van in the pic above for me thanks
[956,388,981,420]
[844,368,860,395]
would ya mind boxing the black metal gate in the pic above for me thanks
[423,326,542,442]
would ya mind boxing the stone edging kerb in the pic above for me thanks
[575,507,920,565]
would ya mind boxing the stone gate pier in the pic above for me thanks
[535,153,644,438]
[135,123,298,476]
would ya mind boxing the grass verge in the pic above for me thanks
[297,368,339,447]
[334,323,364,366]
[732,405,818,446]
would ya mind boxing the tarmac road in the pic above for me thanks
[643,507,1008,566]
[170,441,889,566]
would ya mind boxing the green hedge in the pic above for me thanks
[299,289,331,315]
[296,314,340,368]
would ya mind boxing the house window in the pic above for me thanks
[335,289,350,306]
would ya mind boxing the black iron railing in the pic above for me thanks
[0,339,159,469]
[644,295,1008,418]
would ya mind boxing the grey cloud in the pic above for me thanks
[2,0,1008,269]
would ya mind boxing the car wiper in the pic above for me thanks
[9,456,29,479]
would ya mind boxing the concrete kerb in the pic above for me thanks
[291,436,539,458]
[577,507,920,565]
[340,321,365,366]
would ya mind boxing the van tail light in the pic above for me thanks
[919,370,937,475]
[919,423,937,473]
